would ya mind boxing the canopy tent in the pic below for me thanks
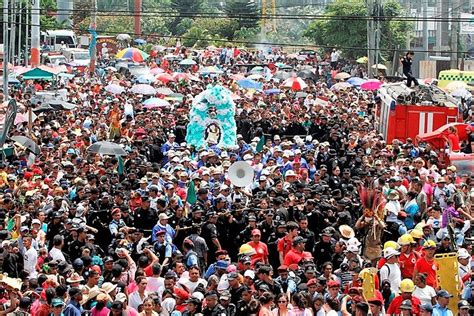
[21,67,55,80]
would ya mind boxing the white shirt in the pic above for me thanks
[147,276,164,292]
[178,277,207,294]
[379,262,401,293]
[24,247,38,278]
[129,290,148,310]
[413,285,436,305]
[49,247,66,262]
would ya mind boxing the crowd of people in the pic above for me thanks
[0,45,472,316]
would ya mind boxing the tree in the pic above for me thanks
[169,0,204,34]
[303,0,411,59]
[191,17,239,40]
[224,0,259,29]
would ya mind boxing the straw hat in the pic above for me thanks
[66,273,84,283]
[339,225,355,239]
[81,287,102,305]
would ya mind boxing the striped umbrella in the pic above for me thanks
[115,47,149,62]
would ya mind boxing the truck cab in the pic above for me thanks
[41,52,67,67]
[62,48,90,66]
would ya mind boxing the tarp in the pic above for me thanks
[21,67,55,80]
[416,122,469,149]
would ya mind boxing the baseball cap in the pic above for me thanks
[252,229,261,236]
[458,300,470,309]
[437,290,453,298]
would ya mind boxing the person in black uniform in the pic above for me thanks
[313,229,334,269]
[401,51,418,87]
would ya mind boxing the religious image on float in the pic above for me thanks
[186,85,237,149]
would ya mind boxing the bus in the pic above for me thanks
[42,30,77,51]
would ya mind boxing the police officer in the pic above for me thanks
[202,292,226,316]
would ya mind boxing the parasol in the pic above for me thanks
[281,77,308,91]
[10,136,40,155]
[155,73,175,83]
[143,98,171,108]
[334,72,351,80]
[115,47,149,63]
[360,80,382,91]
[237,78,263,90]
[156,87,174,95]
[179,59,197,66]
[330,82,352,91]
[105,84,125,94]
[347,77,367,87]
[130,84,156,95]
[87,141,127,156]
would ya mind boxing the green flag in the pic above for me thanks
[187,180,197,205]
[117,155,124,175]
[256,135,265,152]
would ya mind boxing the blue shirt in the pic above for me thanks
[63,300,83,316]
[433,304,453,316]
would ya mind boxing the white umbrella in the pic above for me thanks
[143,98,171,108]
[247,74,263,80]
[105,66,117,72]
[116,34,131,41]
[371,64,387,70]
[156,87,174,95]
[105,84,125,95]
[131,84,156,95]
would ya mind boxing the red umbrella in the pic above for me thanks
[150,67,165,75]
[281,77,308,91]
[155,73,175,83]
[360,80,382,91]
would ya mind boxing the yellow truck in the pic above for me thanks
[438,69,474,88]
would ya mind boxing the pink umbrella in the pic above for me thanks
[150,67,165,75]
[173,73,189,81]
[230,73,245,81]
[281,77,308,91]
[156,73,175,83]
[360,80,382,91]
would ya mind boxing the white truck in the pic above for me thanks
[42,30,77,51]
[61,48,90,66]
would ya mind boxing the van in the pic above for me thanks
[62,48,90,66]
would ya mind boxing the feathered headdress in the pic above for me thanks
[358,186,385,219]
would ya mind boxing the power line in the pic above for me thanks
[3,7,474,23]
[2,20,472,55]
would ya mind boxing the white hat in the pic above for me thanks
[346,244,359,253]
[383,247,400,259]
[31,219,41,226]
[305,135,312,142]
[244,270,255,279]
[285,170,297,177]
[220,184,229,191]
[259,176,267,181]
[458,248,470,259]
[243,154,253,161]
[159,213,170,220]
[274,135,281,140]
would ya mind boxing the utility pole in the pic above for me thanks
[436,5,442,56]
[367,0,375,78]
[9,0,16,65]
[30,0,40,67]
[89,0,97,76]
[24,3,29,66]
[134,0,142,36]
[3,0,9,103]
[374,0,382,77]
[422,0,429,61]
[18,1,22,65]
[451,0,460,69]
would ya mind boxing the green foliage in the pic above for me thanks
[303,0,412,59]
[175,18,193,36]
[191,18,240,40]
[181,26,218,48]
[169,0,204,34]
[224,0,259,29]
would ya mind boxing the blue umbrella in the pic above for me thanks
[136,74,155,84]
[347,77,367,87]
[237,78,262,90]
[264,88,281,95]
[134,38,146,45]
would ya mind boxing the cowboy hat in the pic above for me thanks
[339,225,355,239]
[66,272,84,283]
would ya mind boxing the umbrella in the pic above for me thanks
[356,56,368,64]
[134,39,146,45]
[347,77,367,87]
[273,71,291,80]
[275,62,286,68]
[105,84,125,94]
[334,72,351,80]
[451,88,471,98]
[445,81,468,93]
[105,66,117,72]
[330,82,352,91]
[131,84,156,95]
[295,91,308,98]
[115,47,149,62]
[156,87,174,95]
[230,73,246,81]
[247,74,264,80]
[237,78,263,90]
[297,70,317,80]
[360,80,382,91]
[15,112,37,125]
[87,141,127,156]
[371,64,387,70]
[173,73,190,81]
[264,88,282,95]
[250,66,264,73]
[156,73,175,83]
[165,93,185,101]
[143,98,171,108]
[10,136,40,155]
[116,34,131,41]
[136,74,155,84]
[149,67,165,75]
[281,77,308,91]
[198,66,223,74]
[278,65,293,71]
[179,59,197,66]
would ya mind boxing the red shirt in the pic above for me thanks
[387,295,421,315]
[283,248,305,266]
[277,236,293,258]
[448,133,460,151]
[415,256,439,288]
[399,252,419,279]
[247,241,269,266]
